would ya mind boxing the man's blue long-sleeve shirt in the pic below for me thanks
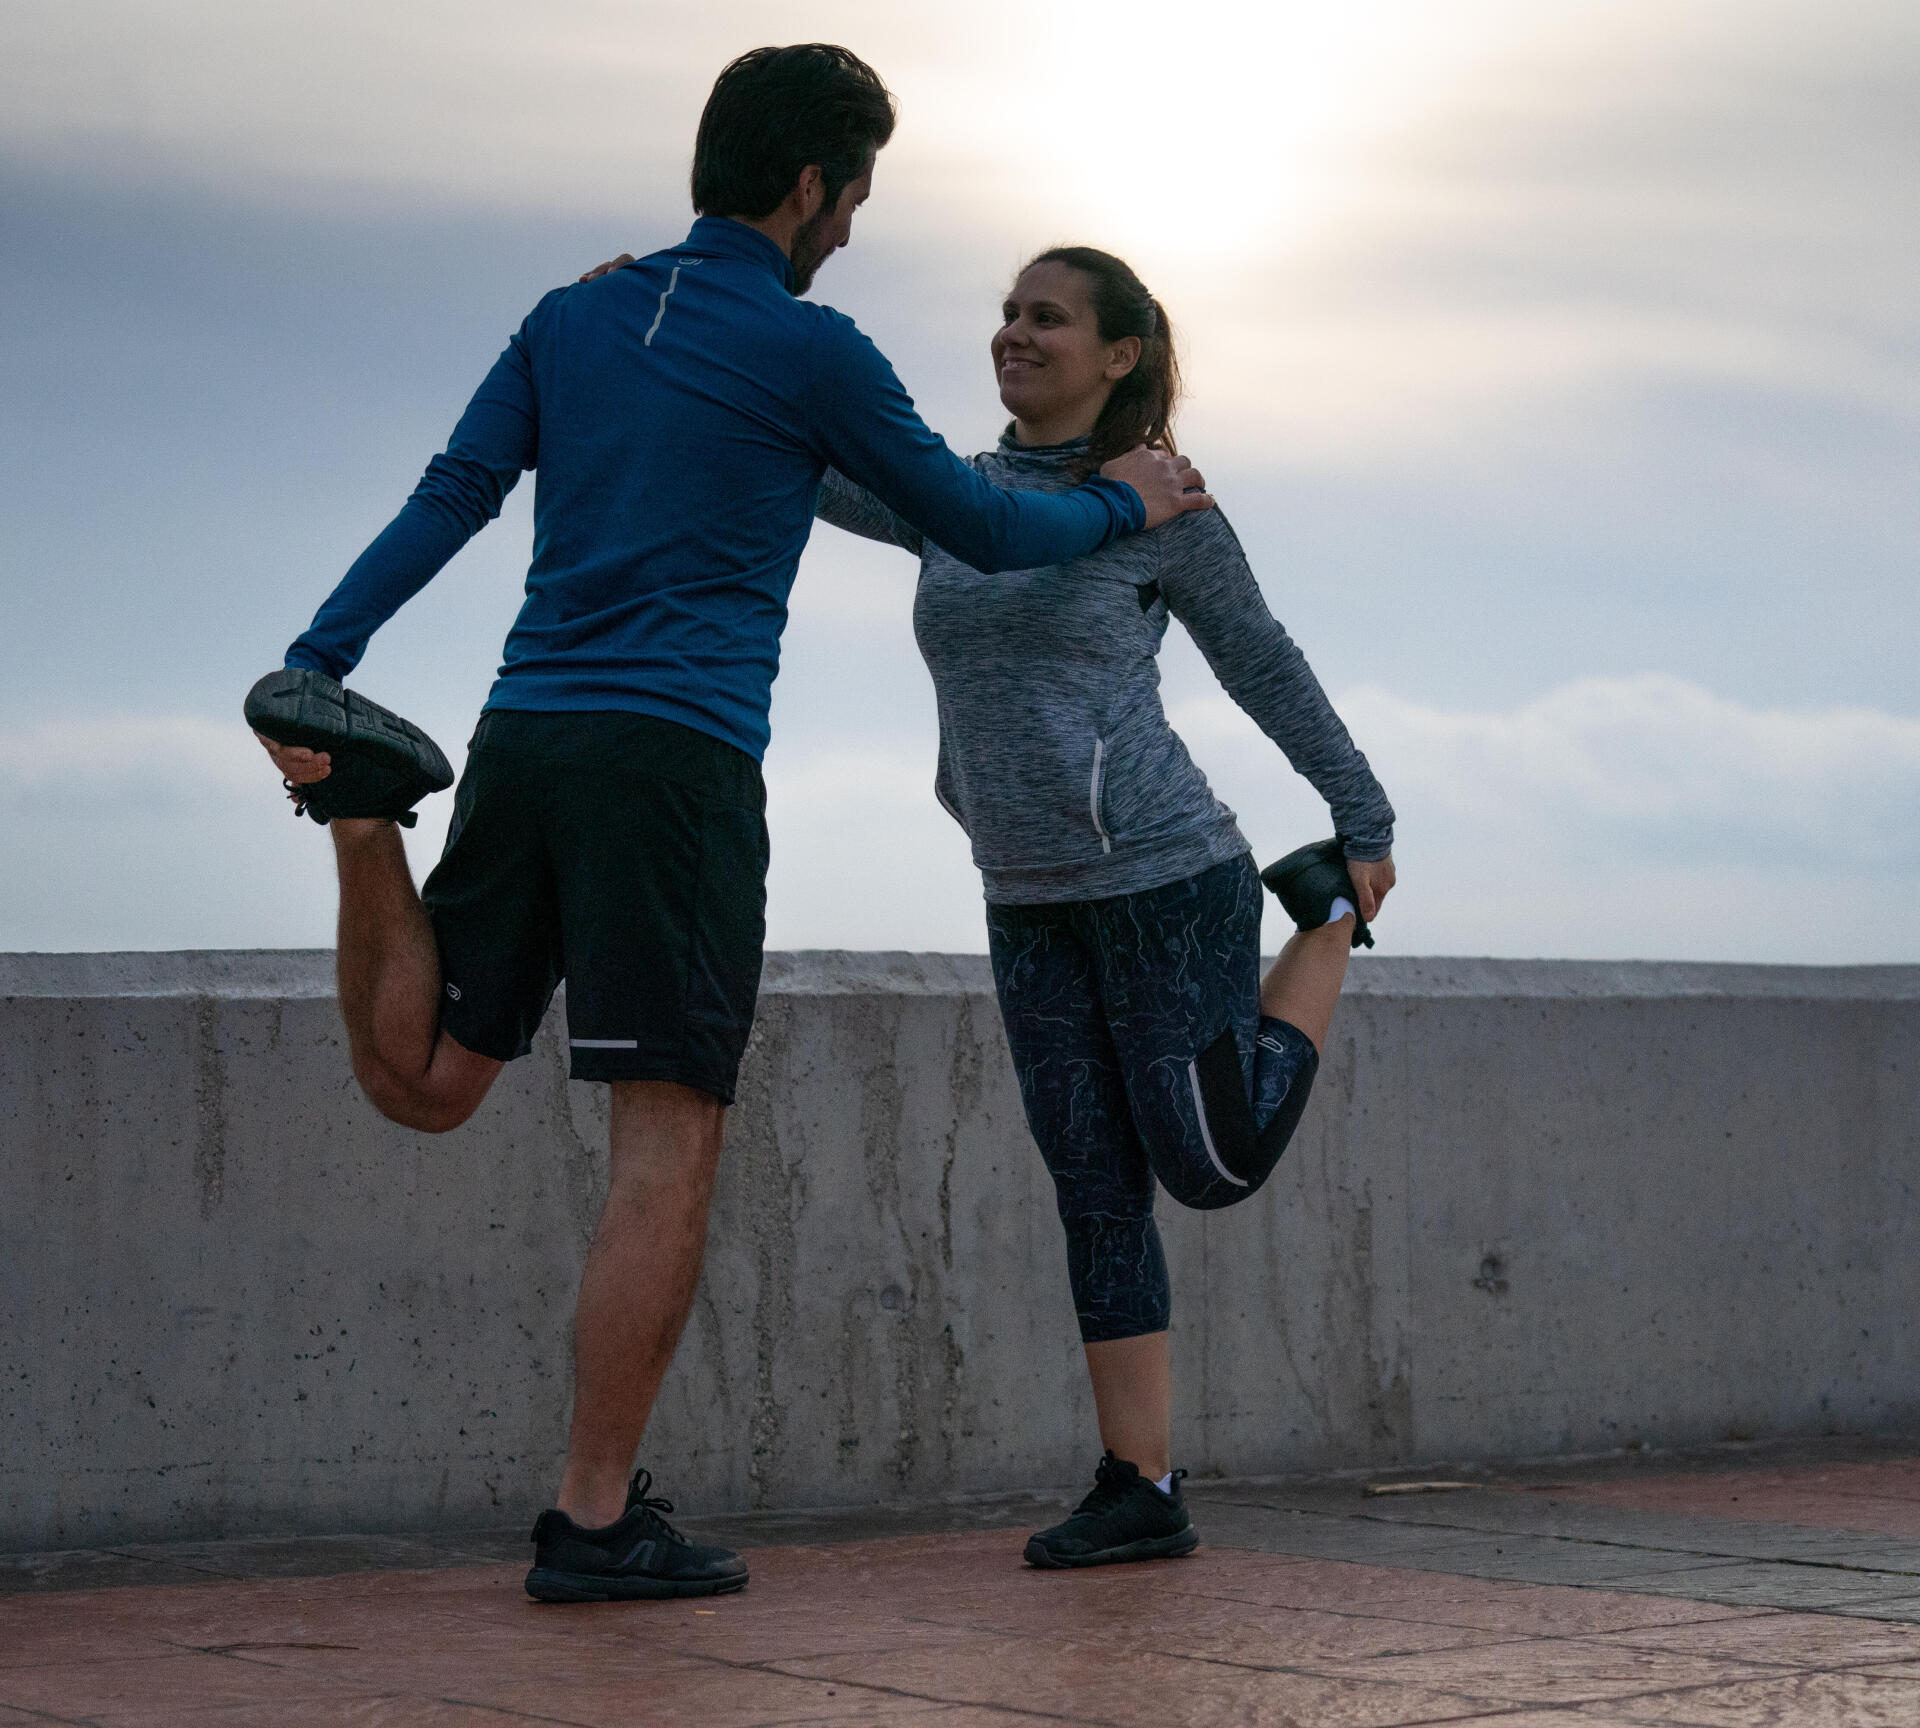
[286,218,1145,761]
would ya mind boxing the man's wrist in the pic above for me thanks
[1079,472,1146,533]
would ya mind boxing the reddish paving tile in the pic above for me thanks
[0,1650,385,1722]
[1307,1635,1777,1707]
[417,1661,964,1727]
[6,1520,1917,1727]
[122,1703,533,1727]
[1541,1460,1920,1540]
[0,1611,182,1670]
[929,1592,1517,1667]
[774,1637,1486,1727]
[1598,1667,1920,1726]
[1146,1552,1767,1636]
[1587,1608,1920,1669]
[1426,1717,1676,1728]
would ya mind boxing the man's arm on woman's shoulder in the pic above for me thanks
[800,313,1142,572]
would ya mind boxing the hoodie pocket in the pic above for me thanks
[1088,737,1113,855]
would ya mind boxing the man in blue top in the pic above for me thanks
[247,44,1212,1603]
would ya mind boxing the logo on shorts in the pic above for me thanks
[445,982,462,1001]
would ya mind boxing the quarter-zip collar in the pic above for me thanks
[673,216,796,293]
[995,426,1092,476]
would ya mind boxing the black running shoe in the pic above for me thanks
[525,1469,748,1603]
[243,667,453,828]
[1260,836,1373,950]
[1024,1453,1198,1569]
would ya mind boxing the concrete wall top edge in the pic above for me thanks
[5,949,1919,1002]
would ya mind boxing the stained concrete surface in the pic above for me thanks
[6,1441,1920,1725]
[5,952,1918,1549]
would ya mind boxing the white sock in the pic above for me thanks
[1155,1470,1175,1494]
[1325,896,1356,927]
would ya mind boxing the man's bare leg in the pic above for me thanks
[556,1080,726,1528]
[329,817,500,1132]
[1258,914,1356,1055]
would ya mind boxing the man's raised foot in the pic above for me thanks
[244,667,453,827]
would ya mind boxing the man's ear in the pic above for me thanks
[793,163,827,219]
[1104,336,1143,382]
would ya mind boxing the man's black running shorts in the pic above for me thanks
[421,710,768,1100]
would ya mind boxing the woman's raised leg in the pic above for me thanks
[1257,913,1355,1054]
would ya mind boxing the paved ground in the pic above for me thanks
[5,1436,1920,1725]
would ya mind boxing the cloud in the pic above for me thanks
[0,716,259,808]
[1170,675,1920,962]
[5,678,1916,961]
[1159,0,1920,467]
[3,2,1916,963]
[1337,676,1920,870]
[0,716,441,952]
[762,743,987,953]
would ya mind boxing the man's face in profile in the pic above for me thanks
[790,161,875,295]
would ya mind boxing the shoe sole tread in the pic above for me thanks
[1023,1527,1199,1569]
[244,671,453,789]
[524,1565,749,1602]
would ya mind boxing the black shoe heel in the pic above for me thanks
[1260,837,1373,950]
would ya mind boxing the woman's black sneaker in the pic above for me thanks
[525,1469,748,1602]
[1024,1453,1198,1569]
[243,667,453,828]
[1260,836,1373,950]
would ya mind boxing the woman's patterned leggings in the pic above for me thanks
[985,852,1319,1343]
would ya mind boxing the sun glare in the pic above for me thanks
[899,0,1595,289]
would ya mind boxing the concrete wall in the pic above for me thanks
[3,950,1917,1550]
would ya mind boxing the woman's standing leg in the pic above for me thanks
[1082,1330,1171,1483]
[987,900,1168,1349]
[988,899,1197,1565]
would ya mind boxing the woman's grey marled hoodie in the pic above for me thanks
[816,432,1394,905]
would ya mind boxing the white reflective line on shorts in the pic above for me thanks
[643,265,681,346]
[1089,737,1112,855]
[571,1039,639,1049]
[1187,1059,1249,1187]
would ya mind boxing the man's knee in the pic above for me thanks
[354,1060,491,1134]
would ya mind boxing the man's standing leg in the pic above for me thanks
[557,1080,726,1528]
[521,710,759,1601]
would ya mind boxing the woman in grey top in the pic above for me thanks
[816,247,1397,1570]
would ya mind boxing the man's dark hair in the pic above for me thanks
[691,45,897,220]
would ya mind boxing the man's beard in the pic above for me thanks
[789,204,836,295]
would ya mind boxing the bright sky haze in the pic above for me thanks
[2,0,1915,960]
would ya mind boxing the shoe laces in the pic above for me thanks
[625,1469,689,1545]
[1073,1451,1138,1518]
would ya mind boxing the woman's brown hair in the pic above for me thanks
[1023,246,1181,473]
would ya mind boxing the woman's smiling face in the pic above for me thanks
[992,261,1140,436]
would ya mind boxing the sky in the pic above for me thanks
[1,0,1915,961]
